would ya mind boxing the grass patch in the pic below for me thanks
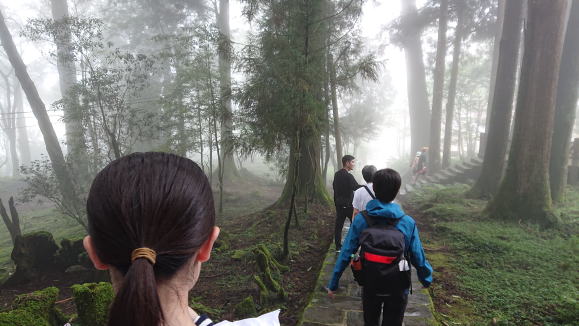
[407,185,579,326]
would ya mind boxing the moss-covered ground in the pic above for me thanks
[192,203,334,325]
[1,176,335,325]
[405,184,578,326]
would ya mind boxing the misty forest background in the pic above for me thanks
[0,0,577,325]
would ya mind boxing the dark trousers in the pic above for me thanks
[334,205,353,250]
[362,289,408,326]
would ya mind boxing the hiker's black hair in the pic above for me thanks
[362,165,377,183]
[342,155,355,166]
[86,152,215,326]
[372,168,401,203]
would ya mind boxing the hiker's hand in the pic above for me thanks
[325,286,336,299]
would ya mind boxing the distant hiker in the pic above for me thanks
[326,168,433,326]
[82,152,280,326]
[352,165,377,219]
[332,154,360,252]
[411,147,428,184]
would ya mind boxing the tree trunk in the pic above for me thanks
[329,53,343,168]
[197,106,205,171]
[550,1,579,202]
[488,0,569,226]
[0,197,21,245]
[283,130,301,259]
[401,0,431,161]
[216,0,239,183]
[442,6,465,169]
[481,0,506,154]
[14,80,31,167]
[457,102,463,160]
[278,127,328,205]
[322,28,331,185]
[470,0,525,197]
[50,0,88,175]
[0,10,82,226]
[209,122,214,185]
[8,121,18,177]
[428,0,449,173]
[323,120,331,184]
[0,72,19,177]
[212,107,224,215]
[278,0,329,206]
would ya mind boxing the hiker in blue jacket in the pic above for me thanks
[326,168,433,326]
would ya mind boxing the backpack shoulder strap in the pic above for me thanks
[363,185,375,199]
[361,210,377,227]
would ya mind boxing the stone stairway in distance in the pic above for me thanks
[403,156,483,195]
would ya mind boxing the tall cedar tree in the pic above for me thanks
[14,80,31,167]
[470,0,524,197]
[0,72,19,176]
[481,0,505,154]
[216,0,240,182]
[487,0,569,225]
[442,1,465,168]
[428,0,449,173]
[550,1,579,202]
[239,0,330,205]
[50,0,89,176]
[400,0,431,159]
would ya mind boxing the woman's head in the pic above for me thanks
[84,152,218,326]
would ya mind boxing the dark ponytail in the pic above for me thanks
[86,152,216,326]
[108,259,162,326]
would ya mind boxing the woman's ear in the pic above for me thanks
[83,236,109,271]
[195,227,220,263]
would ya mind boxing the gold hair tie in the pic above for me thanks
[131,247,157,265]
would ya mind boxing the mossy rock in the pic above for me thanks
[252,244,288,305]
[56,238,87,269]
[234,296,257,318]
[254,244,288,275]
[231,248,251,260]
[7,232,59,285]
[0,287,65,326]
[71,282,114,326]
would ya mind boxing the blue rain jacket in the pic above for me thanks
[327,200,433,291]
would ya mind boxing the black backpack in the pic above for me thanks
[353,211,412,294]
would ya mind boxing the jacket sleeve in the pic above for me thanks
[408,224,433,287]
[332,174,337,202]
[327,214,364,291]
[349,173,360,191]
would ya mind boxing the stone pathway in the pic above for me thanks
[300,222,437,326]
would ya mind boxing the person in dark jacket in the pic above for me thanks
[326,168,433,326]
[332,155,359,252]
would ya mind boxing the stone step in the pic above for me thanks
[470,157,483,165]
[448,166,463,175]
[440,170,457,179]
[423,175,438,183]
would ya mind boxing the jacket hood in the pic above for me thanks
[365,200,405,219]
